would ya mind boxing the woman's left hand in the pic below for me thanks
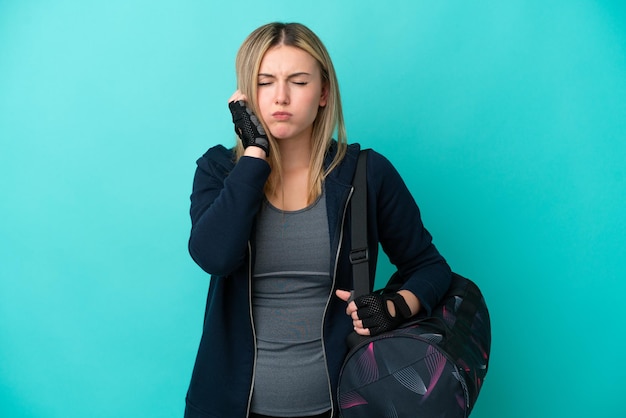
[335,289,369,335]
[335,289,421,336]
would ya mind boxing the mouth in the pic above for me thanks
[272,111,292,120]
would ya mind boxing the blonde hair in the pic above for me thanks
[234,22,347,203]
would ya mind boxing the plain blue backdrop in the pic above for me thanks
[1,1,625,417]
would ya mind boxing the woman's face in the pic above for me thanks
[256,45,328,144]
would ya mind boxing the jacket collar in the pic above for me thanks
[323,141,362,187]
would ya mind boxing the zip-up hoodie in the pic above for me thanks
[185,142,451,418]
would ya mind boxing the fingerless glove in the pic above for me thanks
[228,100,270,157]
[354,292,413,336]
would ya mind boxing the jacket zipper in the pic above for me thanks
[245,241,257,418]
[245,186,354,417]
[321,186,354,417]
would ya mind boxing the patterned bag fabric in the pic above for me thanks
[338,272,491,418]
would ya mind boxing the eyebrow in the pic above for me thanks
[257,72,312,78]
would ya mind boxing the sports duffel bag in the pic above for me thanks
[337,272,491,417]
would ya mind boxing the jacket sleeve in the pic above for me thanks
[368,150,452,315]
[188,147,271,275]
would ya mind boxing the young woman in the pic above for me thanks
[185,22,451,418]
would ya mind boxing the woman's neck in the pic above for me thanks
[268,136,313,211]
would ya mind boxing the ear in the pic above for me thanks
[319,82,329,107]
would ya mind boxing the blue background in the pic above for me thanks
[1,1,625,417]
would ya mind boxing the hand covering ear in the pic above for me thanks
[228,100,270,157]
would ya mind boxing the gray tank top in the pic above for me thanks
[250,193,332,416]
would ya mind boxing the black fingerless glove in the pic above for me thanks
[354,293,413,336]
[228,100,270,157]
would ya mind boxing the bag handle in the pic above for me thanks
[350,150,370,298]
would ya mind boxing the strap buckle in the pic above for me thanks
[349,248,369,264]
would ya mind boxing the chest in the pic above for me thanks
[254,193,330,274]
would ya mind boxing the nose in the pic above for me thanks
[274,81,289,105]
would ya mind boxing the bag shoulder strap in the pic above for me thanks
[350,149,370,297]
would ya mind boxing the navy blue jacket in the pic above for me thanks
[185,142,451,418]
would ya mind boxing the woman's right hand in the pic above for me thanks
[228,91,270,157]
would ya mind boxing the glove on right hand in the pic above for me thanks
[354,292,413,336]
[228,100,270,157]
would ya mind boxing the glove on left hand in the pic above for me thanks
[354,293,413,336]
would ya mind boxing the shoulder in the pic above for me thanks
[198,144,236,165]
[327,142,400,183]
[361,147,400,176]
[195,144,236,173]
[359,148,409,197]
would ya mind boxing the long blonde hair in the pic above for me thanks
[234,22,347,203]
